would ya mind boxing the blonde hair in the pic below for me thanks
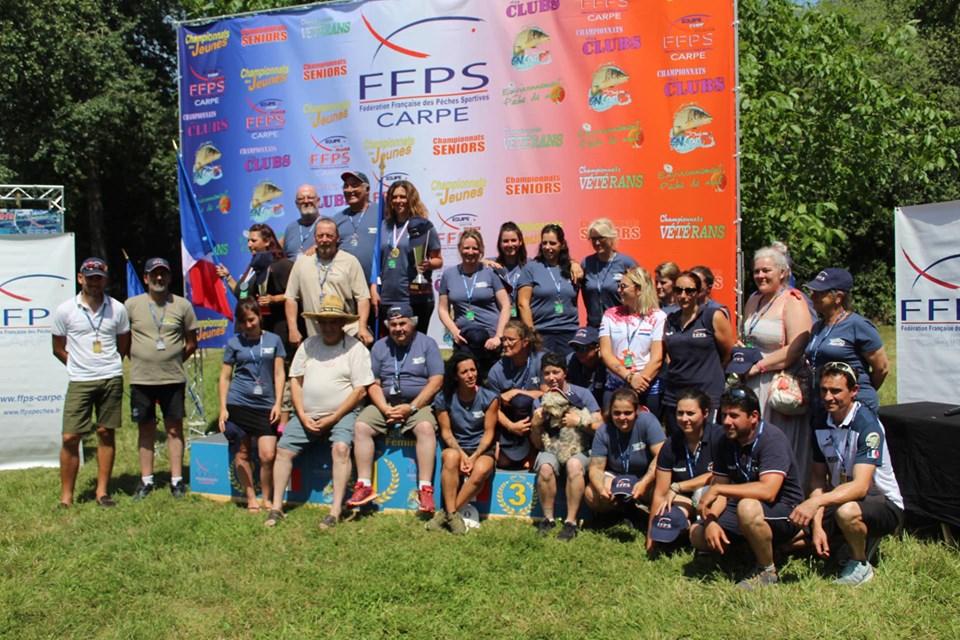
[587,218,618,240]
[457,228,485,255]
[385,180,429,221]
[622,267,660,315]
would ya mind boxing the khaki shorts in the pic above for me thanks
[356,403,437,435]
[62,377,124,434]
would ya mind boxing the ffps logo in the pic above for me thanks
[361,15,484,60]
[0,273,68,328]
[899,248,960,323]
[903,250,960,290]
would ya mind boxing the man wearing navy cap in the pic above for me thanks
[52,258,131,507]
[281,184,320,258]
[348,304,444,512]
[331,171,377,288]
[788,361,903,586]
[691,385,804,589]
[125,257,198,499]
[566,326,606,406]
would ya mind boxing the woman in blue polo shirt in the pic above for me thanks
[374,180,442,334]
[428,352,499,534]
[804,267,889,414]
[662,271,735,434]
[438,229,511,381]
[517,224,580,357]
[218,298,286,513]
[485,221,528,319]
[646,389,723,552]
[581,218,637,328]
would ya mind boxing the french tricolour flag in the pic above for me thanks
[177,152,233,320]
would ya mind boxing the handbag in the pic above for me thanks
[768,366,811,416]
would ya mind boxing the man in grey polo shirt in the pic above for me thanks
[52,257,131,508]
[124,257,198,500]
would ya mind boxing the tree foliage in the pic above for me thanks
[739,0,960,320]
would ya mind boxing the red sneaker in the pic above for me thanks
[346,482,377,507]
[418,485,436,513]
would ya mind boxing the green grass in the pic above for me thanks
[878,324,896,407]
[2,327,958,639]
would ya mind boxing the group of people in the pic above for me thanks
[52,169,901,589]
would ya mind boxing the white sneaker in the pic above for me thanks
[835,560,874,586]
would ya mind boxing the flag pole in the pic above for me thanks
[372,156,386,339]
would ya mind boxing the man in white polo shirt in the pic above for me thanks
[52,257,131,508]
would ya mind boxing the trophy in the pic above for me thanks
[408,219,431,294]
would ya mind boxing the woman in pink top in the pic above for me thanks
[599,267,666,414]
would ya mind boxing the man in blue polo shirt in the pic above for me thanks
[788,361,904,586]
[331,170,377,287]
[348,304,444,513]
[281,184,320,259]
[691,385,804,589]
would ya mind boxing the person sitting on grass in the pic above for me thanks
[788,361,904,586]
[265,294,373,529]
[646,389,723,553]
[348,304,444,513]
[218,298,286,514]
[530,352,603,541]
[690,385,804,590]
[427,352,499,534]
[584,387,665,529]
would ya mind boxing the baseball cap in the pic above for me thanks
[725,347,763,375]
[610,474,639,500]
[144,257,171,273]
[80,257,108,277]
[386,303,415,320]
[340,170,370,185]
[649,505,690,543]
[805,268,853,292]
[569,326,599,347]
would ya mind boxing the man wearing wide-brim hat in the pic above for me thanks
[264,294,374,529]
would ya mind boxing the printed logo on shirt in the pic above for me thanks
[412,356,426,364]
[692,329,708,339]
[263,347,275,354]
[865,433,881,449]
[868,449,880,460]
[828,338,847,346]
[475,281,490,288]
[368,227,378,234]
[472,410,484,418]
[631,442,644,451]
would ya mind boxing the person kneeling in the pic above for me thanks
[584,387,665,529]
[428,353,499,534]
[788,362,904,586]
[690,385,805,590]
[530,353,603,541]
[265,295,373,529]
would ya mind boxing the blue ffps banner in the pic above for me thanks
[177,0,740,347]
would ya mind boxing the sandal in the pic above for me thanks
[318,514,339,530]
[264,509,285,527]
[247,502,262,514]
[96,495,117,508]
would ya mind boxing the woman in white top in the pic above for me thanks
[741,246,813,483]
[599,267,666,414]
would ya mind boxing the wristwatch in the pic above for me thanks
[409,403,419,413]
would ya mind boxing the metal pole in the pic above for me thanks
[732,0,745,332]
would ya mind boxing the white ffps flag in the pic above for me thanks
[895,202,960,404]
[0,234,75,469]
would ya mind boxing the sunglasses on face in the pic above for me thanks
[676,287,700,296]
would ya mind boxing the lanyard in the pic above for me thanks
[746,289,785,340]
[831,426,855,479]
[248,334,264,383]
[315,256,333,291]
[596,255,618,293]
[511,356,532,389]
[391,219,410,250]
[147,300,167,334]
[299,218,318,251]
[545,264,563,298]
[810,311,849,366]
[612,428,632,474]
[733,421,765,482]
[391,343,409,385]
[461,267,479,305]
[625,313,648,350]
[684,439,703,479]
[345,207,367,235]
[81,301,106,339]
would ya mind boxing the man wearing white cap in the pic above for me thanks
[125,257,198,499]
[265,293,374,529]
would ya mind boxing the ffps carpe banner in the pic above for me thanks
[178,0,739,346]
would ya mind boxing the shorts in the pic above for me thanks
[533,451,590,477]
[62,377,123,434]
[356,403,437,434]
[226,404,276,438]
[822,492,903,540]
[130,383,185,424]
[445,444,495,460]
[278,409,357,454]
[716,499,799,542]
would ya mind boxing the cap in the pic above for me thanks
[144,257,171,273]
[725,347,763,375]
[649,505,690,543]
[80,257,108,277]
[385,303,415,320]
[610,474,639,500]
[805,268,853,292]
[340,170,370,185]
[569,326,599,347]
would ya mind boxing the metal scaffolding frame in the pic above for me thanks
[0,184,65,212]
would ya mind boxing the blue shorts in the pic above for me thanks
[278,409,357,454]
